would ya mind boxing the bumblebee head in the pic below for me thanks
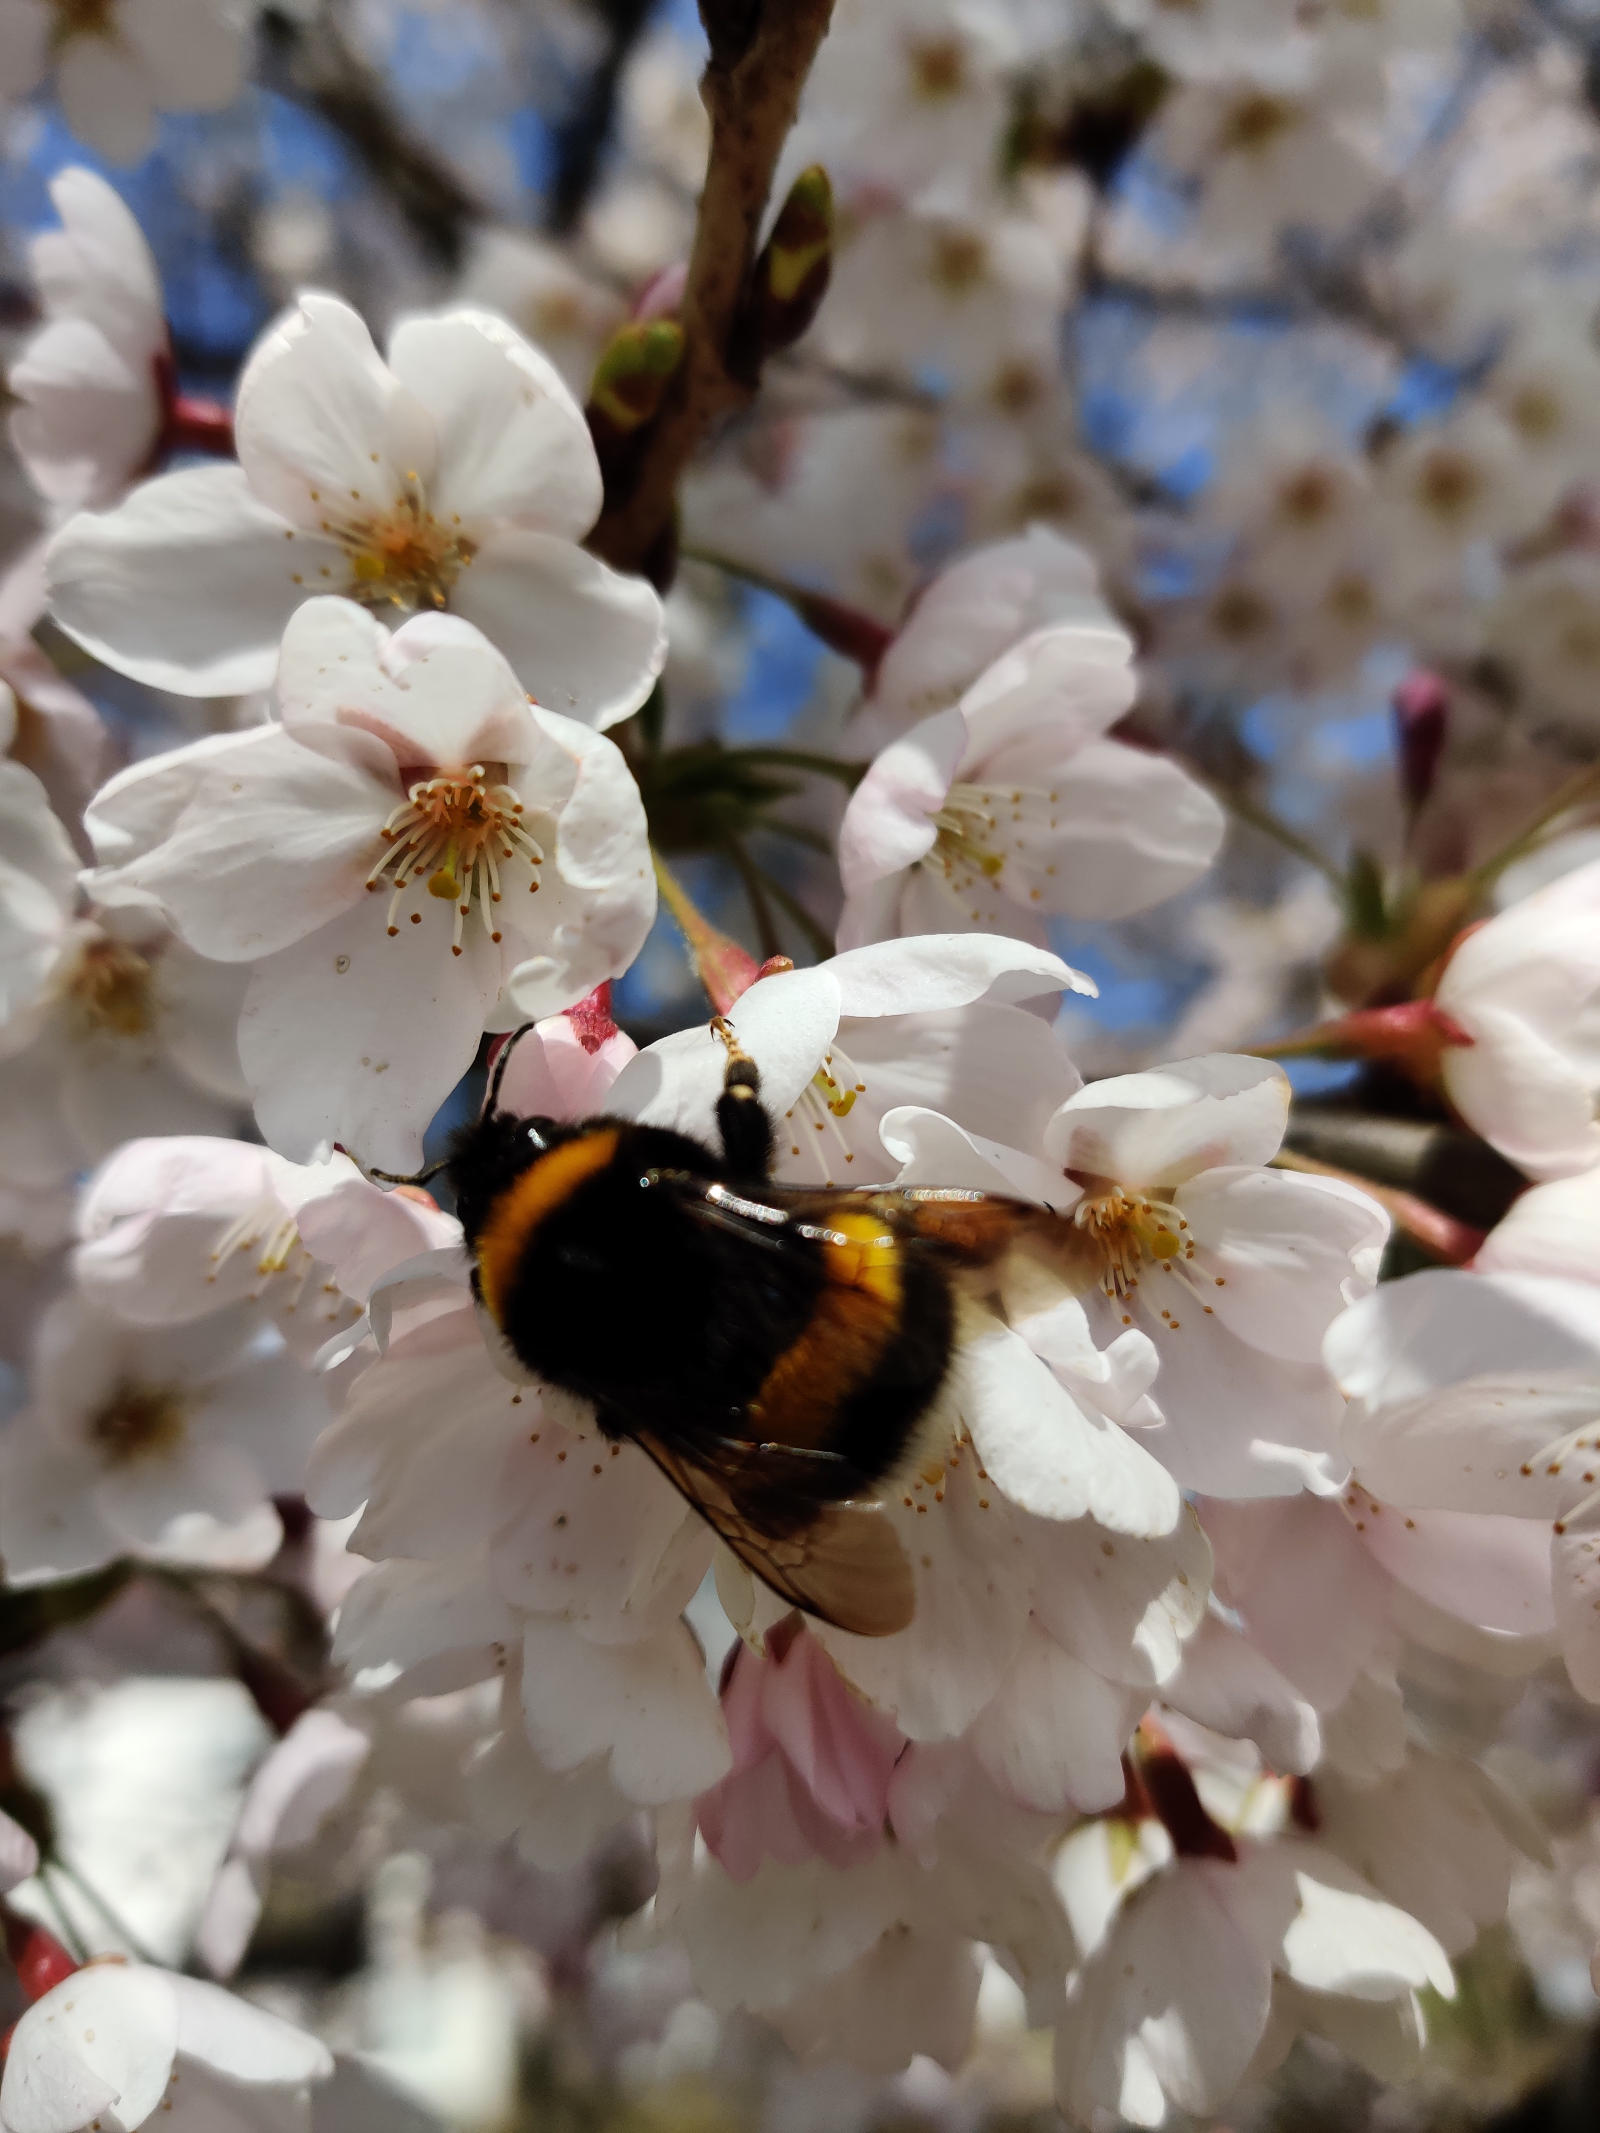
[445,1107,566,1246]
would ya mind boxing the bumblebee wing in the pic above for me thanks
[657,1171,1057,1270]
[634,1428,915,1639]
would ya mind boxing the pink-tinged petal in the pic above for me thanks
[1202,1495,1388,1710]
[1329,1269,1600,1517]
[0,761,76,1030]
[973,1624,1143,1812]
[0,1806,38,1894]
[55,38,156,164]
[827,932,1091,1016]
[466,1700,635,1870]
[761,1631,903,1830]
[1359,1501,1554,1635]
[491,1011,636,1122]
[333,1555,515,1690]
[490,1430,704,1632]
[0,0,49,95]
[838,706,965,895]
[957,620,1137,760]
[1026,1503,1211,1687]
[1,1965,178,2133]
[238,903,499,1171]
[95,1437,280,1565]
[48,465,338,696]
[154,942,250,1102]
[970,737,1225,922]
[168,1974,332,2084]
[814,1455,1034,1741]
[1055,1863,1274,2126]
[0,1426,120,1583]
[291,1169,457,1302]
[1162,1614,1320,1774]
[277,599,542,771]
[776,1929,982,2078]
[1553,1489,1600,1698]
[74,1135,279,1321]
[119,0,245,111]
[872,527,1109,728]
[235,294,434,533]
[519,1616,731,1804]
[1045,1055,1291,1186]
[1176,1165,1388,1363]
[453,528,666,730]
[9,317,158,509]
[305,1344,520,1541]
[386,308,602,537]
[87,723,392,961]
[958,1305,1183,1537]
[1127,1300,1347,1498]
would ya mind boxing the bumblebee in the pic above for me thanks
[391,1021,1058,1638]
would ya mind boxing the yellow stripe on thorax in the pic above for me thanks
[475,1128,620,1325]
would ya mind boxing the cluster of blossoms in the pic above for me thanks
[5,0,1600,2128]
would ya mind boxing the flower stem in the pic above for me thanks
[1208,779,1345,889]
[732,744,868,786]
[683,545,894,672]
[1466,759,1600,895]
[585,0,837,580]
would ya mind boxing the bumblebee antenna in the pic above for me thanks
[485,1021,538,1119]
[366,1157,449,1188]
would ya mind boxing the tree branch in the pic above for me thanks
[586,0,836,582]
[258,4,482,269]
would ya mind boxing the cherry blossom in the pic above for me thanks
[837,619,1225,949]
[0,0,250,166]
[1430,857,1600,1180]
[0,1284,329,1580]
[0,770,248,1198]
[886,1053,1389,1497]
[605,931,1091,1187]
[80,599,655,1168]
[9,168,167,512]
[74,1133,455,1357]
[1056,1838,1453,2126]
[0,1961,333,2133]
[47,294,667,716]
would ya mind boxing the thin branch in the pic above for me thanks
[546,0,655,235]
[587,0,837,579]
[733,745,867,786]
[258,4,482,268]
[743,850,834,957]
[725,838,784,959]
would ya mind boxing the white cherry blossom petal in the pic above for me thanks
[386,308,602,536]
[48,465,329,697]
[452,527,666,730]
[1045,1055,1292,1185]
[518,1615,731,1804]
[0,1964,178,2133]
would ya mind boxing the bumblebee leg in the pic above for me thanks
[711,1016,774,1177]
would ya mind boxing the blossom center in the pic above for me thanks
[50,0,116,44]
[304,482,477,613]
[1072,1185,1221,1330]
[58,935,155,1039]
[782,1044,870,1179]
[89,1380,186,1464]
[906,35,965,99]
[365,763,544,958]
[927,781,1057,916]
[208,1200,348,1325]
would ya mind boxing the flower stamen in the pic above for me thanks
[366,764,542,955]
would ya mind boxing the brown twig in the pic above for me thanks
[586,0,836,582]
[258,4,482,268]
